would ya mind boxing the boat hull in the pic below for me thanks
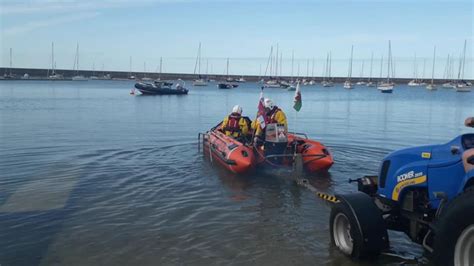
[203,131,255,174]
[134,83,188,95]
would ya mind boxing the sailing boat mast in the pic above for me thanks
[431,47,436,85]
[129,56,132,78]
[159,57,163,79]
[193,42,201,76]
[348,45,353,82]
[52,42,55,75]
[291,50,294,81]
[329,52,332,81]
[369,52,373,82]
[386,40,391,83]
[226,57,229,78]
[379,55,384,80]
[9,48,12,76]
[280,52,282,77]
[275,44,279,78]
[461,39,467,80]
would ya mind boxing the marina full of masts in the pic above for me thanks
[1,41,472,92]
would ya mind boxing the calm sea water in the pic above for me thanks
[0,80,473,266]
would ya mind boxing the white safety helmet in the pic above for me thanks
[264,98,274,109]
[232,105,242,115]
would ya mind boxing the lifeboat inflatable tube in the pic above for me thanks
[203,130,255,174]
[288,134,334,172]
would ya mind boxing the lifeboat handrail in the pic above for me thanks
[288,132,308,139]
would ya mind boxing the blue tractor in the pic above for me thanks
[330,120,474,265]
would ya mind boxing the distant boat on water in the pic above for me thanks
[426,46,437,91]
[377,40,394,93]
[321,52,334,87]
[135,80,187,95]
[407,53,423,87]
[71,43,88,81]
[218,58,238,89]
[48,42,63,80]
[455,40,471,92]
[3,48,16,79]
[366,53,375,87]
[193,43,208,86]
[343,45,354,89]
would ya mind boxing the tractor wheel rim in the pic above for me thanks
[455,224,474,266]
[333,213,353,255]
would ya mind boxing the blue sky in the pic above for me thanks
[1,0,472,78]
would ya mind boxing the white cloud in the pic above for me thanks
[2,12,100,35]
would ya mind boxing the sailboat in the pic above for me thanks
[71,43,88,81]
[217,58,238,89]
[309,58,316,85]
[407,53,422,86]
[286,51,296,91]
[442,54,455,88]
[263,46,281,88]
[48,42,63,80]
[155,57,163,81]
[193,43,208,86]
[322,52,334,87]
[90,62,98,79]
[129,56,135,80]
[456,40,471,92]
[3,48,15,79]
[377,41,394,93]
[356,61,366,85]
[366,52,375,87]
[426,46,437,90]
[141,62,153,81]
[343,45,354,89]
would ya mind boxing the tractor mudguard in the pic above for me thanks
[457,169,474,194]
[335,192,390,253]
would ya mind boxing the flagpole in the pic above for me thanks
[251,86,265,144]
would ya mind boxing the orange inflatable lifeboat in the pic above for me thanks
[202,129,255,174]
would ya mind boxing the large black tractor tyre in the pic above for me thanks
[329,192,389,259]
[432,187,474,266]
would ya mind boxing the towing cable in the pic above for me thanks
[295,177,340,203]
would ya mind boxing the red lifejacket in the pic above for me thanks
[265,107,281,125]
[224,113,242,135]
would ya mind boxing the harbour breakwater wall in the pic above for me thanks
[1,67,472,83]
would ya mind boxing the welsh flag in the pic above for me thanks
[256,87,266,129]
[293,82,302,111]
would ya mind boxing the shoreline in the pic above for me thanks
[1,67,472,84]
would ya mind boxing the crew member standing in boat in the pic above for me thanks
[253,98,288,141]
[221,105,251,141]
[253,98,288,163]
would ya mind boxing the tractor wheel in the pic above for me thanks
[433,188,474,266]
[330,192,389,259]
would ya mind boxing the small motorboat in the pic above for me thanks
[135,80,188,95]
[217,83,232,89]
[217,82,238,89]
